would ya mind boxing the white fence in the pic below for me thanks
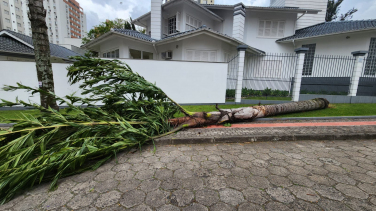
[0,60,228,105]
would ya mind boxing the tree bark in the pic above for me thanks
[170,98,329,128]
[28,0,59,110]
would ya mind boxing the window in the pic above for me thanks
[4,10,9,15]
[16,15,20,19]
[185,14,201,31]
[364,38,376,75]
[186,50,216,62]
[5,18,10,23]
[302,44,316,76]
[3,1,8,6]
[102,49,120,58]
[129,49,153,60]
[15,7,19,11]
[17,22,21,27]
[258,20,285,38]
[168,16,176,34]
[6,27,11,30]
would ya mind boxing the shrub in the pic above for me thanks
[281,91,289,97]
[272,89,281,97]
[226,89,235,98]
[255,90,263,97]
[262,87,272,97]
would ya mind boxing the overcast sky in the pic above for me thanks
[77,0,376,31]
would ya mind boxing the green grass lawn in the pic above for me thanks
[1,103,376,122]
[226,96,291,102]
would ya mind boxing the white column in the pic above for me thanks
[235,45,247,103]
[348,51,368,96]
[151,0,162,40]
[232,3,245,42]
[292,48,309,102]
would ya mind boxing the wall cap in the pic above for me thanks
[237,45,248,51]
[294,47,309,54]
[351,51,368,57]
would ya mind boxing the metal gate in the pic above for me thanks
[243,52,297,92]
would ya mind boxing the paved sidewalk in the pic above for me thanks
[1,139,376,211]
[157,120,376,145]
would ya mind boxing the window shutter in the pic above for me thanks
[278,21,285,37]
[264,21,271,37]
[163,18,168,36]
[186,50,194,61]
[209,51,217,62]
[271,21,278,37]
[201,51,209,61]
[194,51,201,61]
[176,12,180,32]
[258,21,264,36]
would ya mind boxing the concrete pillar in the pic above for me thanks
[151,0,162,40]
[292,48,309,102]
[235,45,247,103]
[232,3,245,42]
[348,51,368,96]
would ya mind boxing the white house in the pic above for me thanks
[82,0,321,62]
[81,0,376,99]
[83,0,376,61]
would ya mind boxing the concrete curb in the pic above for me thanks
[1,116,376,127]
[155,133,376,145]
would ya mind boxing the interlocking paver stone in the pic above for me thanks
[219,188,245,206]
[2,140,376,210]
[266,187,295,203]
[313,185,344,201]
[119,189,145,208]
[195,189,220,206]
[335,184,369,199]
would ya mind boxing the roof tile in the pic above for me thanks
[277,20,376,42]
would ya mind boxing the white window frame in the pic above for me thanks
[257,19,285,38]
[185,49,217,62]
[185,14,202,31]
[129,49,154,60]
[102,48,120,58]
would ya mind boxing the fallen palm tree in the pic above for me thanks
[0,56,329,204]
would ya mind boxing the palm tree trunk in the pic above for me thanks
[28,0,59,110]
[170,98,329,128]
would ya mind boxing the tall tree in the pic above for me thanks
[28,0,59,110]
[326,0,358,22]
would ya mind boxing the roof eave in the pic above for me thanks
[82,31,153,50]
[277,28,376,43]
[133,0,223,24]
[156,29,264,55]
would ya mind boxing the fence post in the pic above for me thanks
[235,45,247,103]
[292,48,309,102]
[348,51,368,96]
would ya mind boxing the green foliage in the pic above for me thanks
[326,0,358,22]
[223,123,232,127]
[83,18,145,45]
[262,87,272,97]
[0,57,182,204]
[226,89,235,98]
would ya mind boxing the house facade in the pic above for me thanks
[83,0,321,62]
[82,0,376,95]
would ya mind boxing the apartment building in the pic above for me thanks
[0,0,86,46]
[0,0,25,34]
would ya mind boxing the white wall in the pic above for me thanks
[285,0,327,29]
[0,60,227,104]
[295,31,374,56]
[244,11,296,53]
[98,36,156,59]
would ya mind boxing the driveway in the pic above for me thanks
[1,140,376,211]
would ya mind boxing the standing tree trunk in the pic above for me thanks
[28,0,59,110]
[170,98,329,128]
